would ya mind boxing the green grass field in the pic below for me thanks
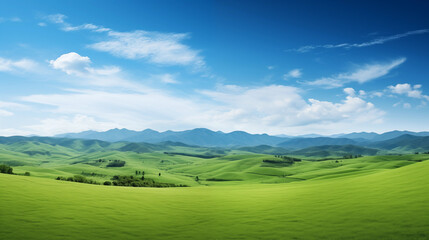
[1,139,429,239]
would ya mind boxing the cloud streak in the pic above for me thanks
[0,57,38,72]
[305,58,406,88]
[44,13,205,68]
[292,29,429,52]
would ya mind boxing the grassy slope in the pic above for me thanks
[1,159,429,240]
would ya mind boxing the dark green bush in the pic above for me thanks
[0,164,13,174]
[111,175,186,188]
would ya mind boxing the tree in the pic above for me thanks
[104,181,112,185]
[195,176,199,181]
[159,173,161,177]
[24,172,31,176]
[0,164,13,174]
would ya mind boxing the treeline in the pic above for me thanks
[80,171,106,177]
[106,175,188,187]
[264,155,303,164]
[164,152,221,159]
[274,155,302,162]
[56,175,99,185]
[87,159,126,167]
[343,154,362,159]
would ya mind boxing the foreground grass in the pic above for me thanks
[1,159,429,240]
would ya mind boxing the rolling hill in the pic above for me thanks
[277,137,358,149]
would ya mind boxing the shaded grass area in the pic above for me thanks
[1,159,429,239]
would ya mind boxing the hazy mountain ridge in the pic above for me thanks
[53,128,429,148]
[57,128,286,147]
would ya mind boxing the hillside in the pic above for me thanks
[277,137,357,149]
[369,134,429,152]
[290,145,379,157]
[1,157,429,239]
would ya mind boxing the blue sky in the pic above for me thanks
[1,0,429,136]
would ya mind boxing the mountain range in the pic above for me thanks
[55,128,429,148]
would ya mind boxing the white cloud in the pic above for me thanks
[0,109,13,117]
[44,14,204,68]
[200,85,384,133]
[388,83,429,100]
[89,30,205,67]
[45,14,67,24]
[157,74,179,84]
[49,52,91,75]
[0,57,38,72]
[306,58,405,88]
[283,69,302,80]
[267,66,275,70]
[38,22,47,27]
[0,101,26,117]
[19,84,384,136]
[44,13,110,32]
[49,52,136,89]
[63,23,110,32]
[25,114,118,136]
[292,29,429,52]
[344,88,356,97]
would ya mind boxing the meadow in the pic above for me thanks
[1,137,429,239]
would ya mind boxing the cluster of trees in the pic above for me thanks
[135,170,145,175]
[0,164,14,174]
[164,152,221,159]
[0,164,30,176]
[80,171,106,177]
[342,154,362,159]
[56,175,99,185]
[274,155,302,162]
[106,160,126,167]
[264,155,302,165]
[107,175,187,188]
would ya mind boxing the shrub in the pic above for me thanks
[106,160,126,167]
[24,172,30,176]
[0,164,13,174]
[103,181,112,185]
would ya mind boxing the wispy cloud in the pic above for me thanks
[0,57,38,72]
[0,17,22,23]
[283,69,302,80]
[89,30,205,67]
[49,52,141,89]
[156,73,179,84]
[44,13,205,68]
[305,58,406,88]
[291,29,429,53]
[0,101,26,117]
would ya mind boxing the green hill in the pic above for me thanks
[1,157,428,239]
[291,144,379,157]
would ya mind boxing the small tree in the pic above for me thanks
[24,172,30,176]
[195,176,199,181]
[103,181,112,185]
